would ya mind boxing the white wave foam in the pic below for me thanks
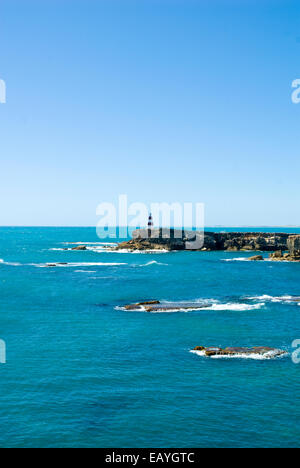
[110,249,170,254]
[117,300,264,313]
[248,295,300,304]
[63,242,117,246]
[115,305,193,313]
[204,303,265,311]
[160,299,265,312]
[190,350,288,360]
[140,261,168,267]
[0,259,21,266]
[74,270,97,273]
[144,303,265,313]
[66,262,126,267]
[115,306,192,313]
[36,262,127,268]
[223,257,252,262]
[50,246,114,252]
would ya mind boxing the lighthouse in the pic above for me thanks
[148,213,154,228]
[148,213,153,237]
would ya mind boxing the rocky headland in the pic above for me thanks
[115,228,295,253]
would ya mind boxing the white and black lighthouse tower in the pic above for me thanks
[148,213,154,237]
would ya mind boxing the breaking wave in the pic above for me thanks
[204,303,265,311]
[190,349,288,360]
[117,299,265,313]
[35,262,127,268]
[247,295,300,305]
[224,257,255,262]
[140,261,168,267]
[74,270,97,273]
[62,242,117,246]
[109,249,170,254]
[0,259,21,266]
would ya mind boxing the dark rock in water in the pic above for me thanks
[125,300,161,310]
[115,229,294,252]
[268,235,300,262]
[124,301,211,312]
[272,251,284,258]
[204,347,223,357]
[72,245,87,251]
[139,300,161,305]
[117,239,171,251]
[193,346,286,358]
[249,255,264,261]
[275,236,300,261]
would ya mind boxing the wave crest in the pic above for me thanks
[190,349,288,360]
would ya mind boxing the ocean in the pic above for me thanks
[0,227,299,448]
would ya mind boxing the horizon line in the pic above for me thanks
[1,225,300,229]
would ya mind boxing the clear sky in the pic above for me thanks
[1,0,300,226]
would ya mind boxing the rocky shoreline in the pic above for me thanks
[65,231,300,261]
[114,229,300,255]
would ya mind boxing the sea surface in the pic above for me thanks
[0,227,300,448]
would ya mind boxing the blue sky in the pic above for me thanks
[1,0,300,226]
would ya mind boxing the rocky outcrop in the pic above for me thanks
[269,235,300,261]
[124,300,211,312]
[116,239,173,252]
[192,346,286,358]
[287,235,300,258]
[270,252,300,262]
[249,255,264,261]
[115,229,293,252]
[72,245,87,251]
[125,301,160,310]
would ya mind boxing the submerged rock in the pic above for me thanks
[249,255,264,261]
[269,251,300,262]
[125,301,161,310]
[124,301,211,312]
[192,346,286,358]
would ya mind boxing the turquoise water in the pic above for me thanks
[0,227,300,448]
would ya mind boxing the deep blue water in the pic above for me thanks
[0,227,300,448]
